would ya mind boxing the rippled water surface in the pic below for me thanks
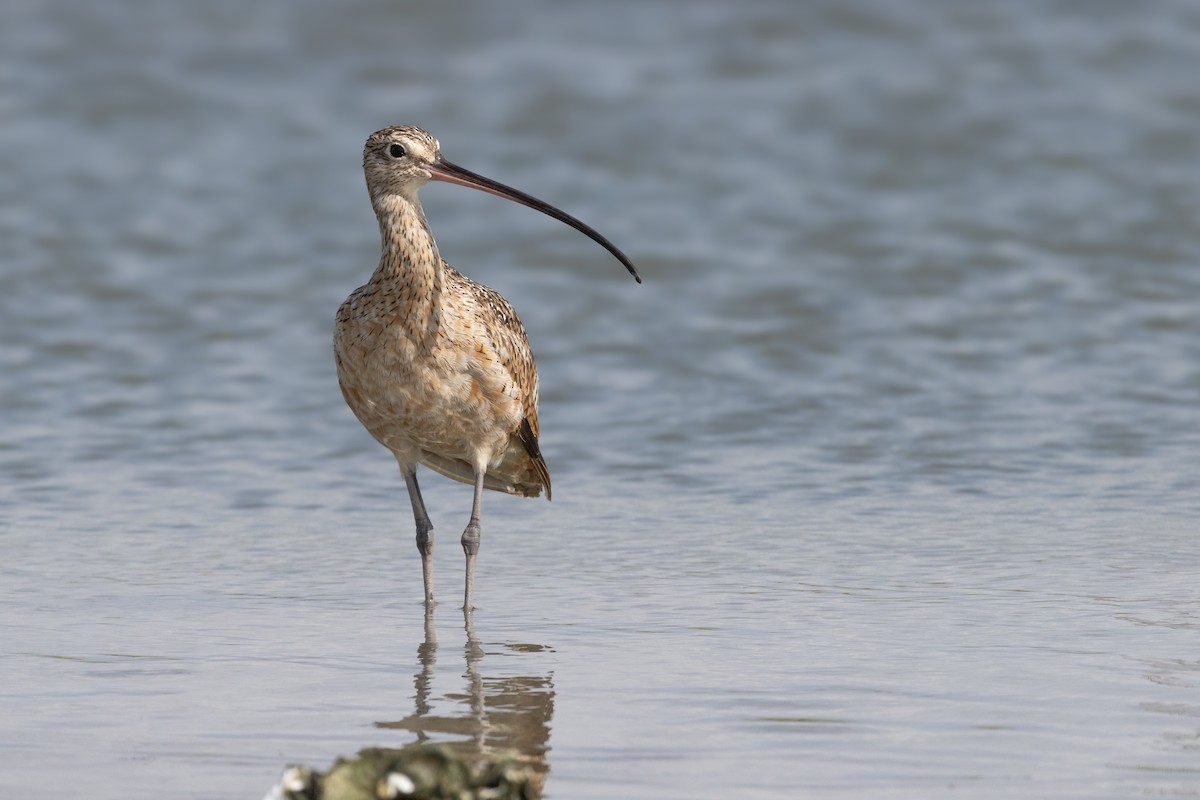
[3,1,1200,797]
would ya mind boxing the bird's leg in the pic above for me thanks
[461,468,485,611]
[402,465,436,606]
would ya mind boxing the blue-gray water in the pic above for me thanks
[3,1,1200,797]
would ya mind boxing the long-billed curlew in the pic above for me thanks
[334,126,640,610]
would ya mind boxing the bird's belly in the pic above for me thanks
[335,331,522,465]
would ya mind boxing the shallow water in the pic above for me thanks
[3,0,1200,797]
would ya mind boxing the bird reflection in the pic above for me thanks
[377,608,554,796]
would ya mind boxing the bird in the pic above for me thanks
[334,126,640,611]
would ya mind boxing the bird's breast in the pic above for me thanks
[334,295,524,462]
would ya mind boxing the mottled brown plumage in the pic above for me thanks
[334,125,639,610]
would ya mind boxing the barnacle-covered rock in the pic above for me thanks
[263,744,536,800]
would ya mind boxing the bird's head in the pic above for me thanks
[362,125,642,283]
[363,125,442,201]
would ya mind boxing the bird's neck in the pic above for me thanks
[368,193,445,307]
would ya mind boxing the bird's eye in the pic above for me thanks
[389,143,406,158]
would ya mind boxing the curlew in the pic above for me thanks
[334,126,640,610]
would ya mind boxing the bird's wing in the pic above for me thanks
[517,415,551,501]
[448,266,552,499]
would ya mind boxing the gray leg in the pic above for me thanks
[403,466,436,607]
[461,469,485,611]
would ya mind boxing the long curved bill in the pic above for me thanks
[428,157,642,283]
